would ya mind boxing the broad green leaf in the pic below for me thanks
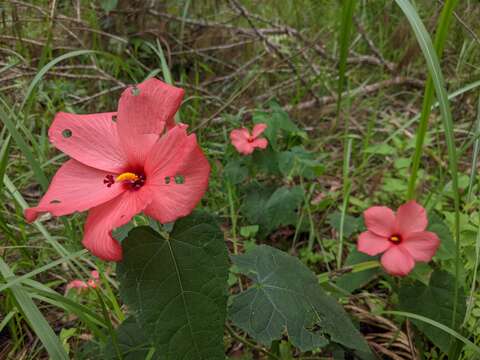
[100,0,118,13]
[428,212,456,260]
[364,143,396,155]
[327,211,363,238]
[229,245,374,359]
[335,249,381,292]
[398,270,466,353]
[104,317,157,360]
[252,101,302,150]
[224,160,248,184]
[118,211,229,360]
[278,147,324,180]
[251,146,280,175]
[241,184,304,237]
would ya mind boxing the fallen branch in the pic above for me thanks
[284,76,424,111]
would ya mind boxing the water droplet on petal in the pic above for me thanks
[62,129,72,138]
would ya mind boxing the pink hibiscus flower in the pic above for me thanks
[230,123,268,155]
[25,78,210,261]
[357,201,440,276]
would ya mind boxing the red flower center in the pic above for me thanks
[389,234,402,243]
[104,171,146,191]
[247,136,254,143]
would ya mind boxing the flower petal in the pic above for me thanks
[143,127,210,223]
[357,231,392,256]
[230,128,253,155]
[82,190,152,261]
[251,138,268,150]
[252,123,267,138]
[396,200,428,235]
[25,159,124,222]
[117,78,184,134]
[363,206,396,237]
[48,112,127,172]
[401,231,440,262]
[66,280,88,291]
[380,246,415,276]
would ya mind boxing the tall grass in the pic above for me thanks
[406,0,459,200]
[395,0,462,354]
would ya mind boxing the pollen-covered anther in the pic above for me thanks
[389,235,401,243]
[116,172,139,183]
[115,172,146,190]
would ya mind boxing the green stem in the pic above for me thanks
[318,260,380,284]
[96,289,122,360]
[226,324,280,360]
[226,181,239,255]
[269,340,280,360]
[337,137,353,268]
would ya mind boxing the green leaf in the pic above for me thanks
[229,245,374,359]
[100,0,118,12]
[335,249,381,292]
[278,147,324,179]
[251,146,280,175]
[241,184,304,237]
[224,160,248,184]
[252,102,301,150]
[118,211,229,360]
[327,211,362,238]
[239,225,259,238]
[364,143,396,155]
[104,317,157,360]
[0,257,68,360]
[428,213,456,260]
[398,270,466,353]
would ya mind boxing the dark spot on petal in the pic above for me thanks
[50,200,61,204]
[131,86,140,96]
[62,129,72,138]
[165,176,171,184]
[174,175,185,184]
[111,115,117,122]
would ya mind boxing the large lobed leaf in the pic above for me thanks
[399,270,466,354]
[117,211,229,360]
[103,316,156,360]
[241,184,304,237]
[229,245,374,359]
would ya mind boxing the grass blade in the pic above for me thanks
[407,0,459,199]
[20,49,98,112]
[467,94,480,201]
[0,257,69,360]
[0,250,86,293]
[382,311,480,354]
[333,0,356,130]
[395,0,461,337]
[0,101,48,189]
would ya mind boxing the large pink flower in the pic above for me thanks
[357,201,440,276]
[230,123,268,155]
[25,78,210,261]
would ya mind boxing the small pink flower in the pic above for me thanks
[25,79,210,262]
[357,200,440,276]
[66,270,100,293]
[230,124,268,155]
[90,270,99,280]
[66,279,88,292]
